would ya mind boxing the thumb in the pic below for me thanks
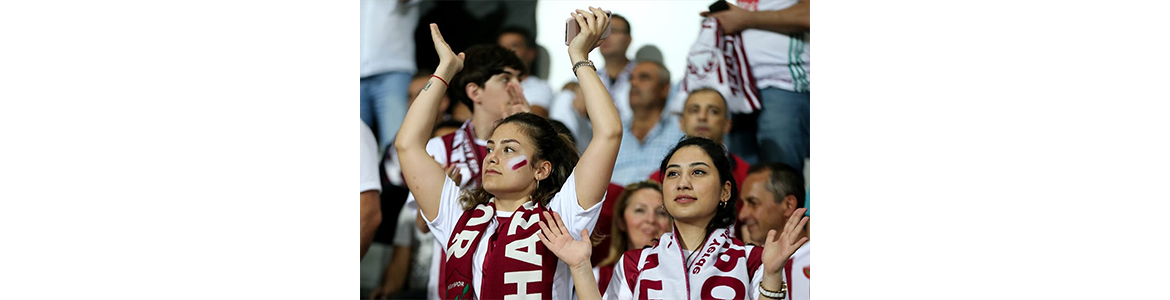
[581,228,590,239]
[458,52,465,60]
[700,11,710,17]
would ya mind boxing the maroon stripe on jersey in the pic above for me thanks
[735,36,761,110]
[747,246,764,276]
[622,249,647,292]
[785,258,794,298]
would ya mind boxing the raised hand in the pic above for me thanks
[567,7,611,61]
[503,83,532,116]
[537,211,592,269]
[700,2,750,34]
[429,23,465,78]
[444,163,462,184]
[762,208,809,275]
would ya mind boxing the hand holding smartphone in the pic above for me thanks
[565,10,612,46]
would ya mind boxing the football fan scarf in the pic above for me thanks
[440,199,557,300]
[440,120,487,189]
[621,227,762,299]
[681,17,763,114]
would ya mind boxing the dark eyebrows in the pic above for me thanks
[667,161,711,170]
[486,139,521,146]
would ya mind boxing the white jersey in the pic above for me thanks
[423,172,604,300]
[784,242,811,300]
[735,0,810,92]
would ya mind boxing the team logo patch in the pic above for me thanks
[803,266,810,279]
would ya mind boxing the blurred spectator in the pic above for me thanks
[498,26,554,118]
[591,181,669,295]
[737,162,809,300]
[360,120,387,298]
[360,120,383,258]
[610,61,684,185]
[369,203,433,299]
[704,0,810,172]
[597,14,637,124]
[633,45,663,65]
[548,82,591,152]
[648,88,749,200]
[414,0,538,72]
[361,0,421,153]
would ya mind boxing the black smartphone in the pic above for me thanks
[709,0,730,13]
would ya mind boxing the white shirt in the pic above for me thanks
[785,242,811,300]
[360,120,381,193]
[521,76,554,109]
[735,0,810,92]
[423,172,604,300]
[360,0,420,78]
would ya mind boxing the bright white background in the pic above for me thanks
[536,0,715,89]
[3,0,1170,299]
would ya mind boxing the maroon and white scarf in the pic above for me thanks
[440,199,557,300]
[681,17,763,114]
[619,227,763,299]
[440,120,487,189]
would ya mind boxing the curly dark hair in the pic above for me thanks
[447,44,527,113]
[458,112,579,210]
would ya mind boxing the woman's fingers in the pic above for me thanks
[571,12,588,35]
[576,9,595,30]
[537,217,553,244]
[589,7,606,31]
[552,211,569,235]
[430,23,446,46]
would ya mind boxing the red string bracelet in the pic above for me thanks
[430,74,449,87]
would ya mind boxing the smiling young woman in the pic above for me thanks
[537,137,809,300]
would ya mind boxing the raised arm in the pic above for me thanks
[701,0,809,35]
[568,7,623,209]
[394,24,465,221]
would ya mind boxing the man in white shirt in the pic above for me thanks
[703,0,809,173]
[361,0,420,153]
[737,162,810,300]
[498,26,554,118]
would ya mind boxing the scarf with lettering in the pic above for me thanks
[441,120,487,189]
[440,199,557,300]
[620,227,763,299]
[681,16,762,114]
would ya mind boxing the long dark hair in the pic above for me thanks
[459,113,579,210]
[657,137,738,242]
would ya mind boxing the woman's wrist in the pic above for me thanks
[761,272,784,291]
[570,260,593,273]
[569,53,588,65]
[434,64,457,83]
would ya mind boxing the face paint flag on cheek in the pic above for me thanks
[507,155,528,171]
